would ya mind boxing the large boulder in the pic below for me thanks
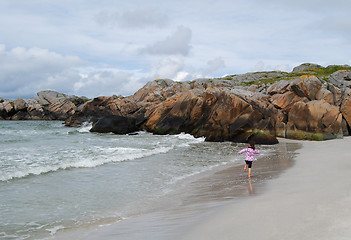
[328,70,351,89]
[36,90,89,120]
[131,79,190,116]
[90,115,139,134]
[289,76,323,100]
[145,88,279,144]
[346,72,351,81]
[0,100,15,118]
[286,100,343,140]
[25,98,43,111]
[65,95,146,128]
[47,99,77,120]
[270,91,307,109]
[2,100,14,113]
[267,80,291,95]
[292,63,322,73]
[326,84,342,106]
[340,88,351,131]
[0,102,7,119]
[37,90,66,106]
[315,84,335,105]
[13,98,27,111]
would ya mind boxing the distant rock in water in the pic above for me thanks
[3,63,351,144]
[0,90,89,121]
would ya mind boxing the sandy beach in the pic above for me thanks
[53,139,300,240]
[180,137,351,240]
[52,137,351,240]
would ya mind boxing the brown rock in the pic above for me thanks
[48,99,77,118]
[315,84,335,105]
[340,88,351,130]
[287,100,343,140]
[13,98,27,111]
[292,63,322,73]
[37,90,66,106]
[2,101,14,113]
[328,70,351,89]
[270,91,307,109]
[81,96,142,118]
[267,80,291,95]
[145,88,278,144]
[132,79,189,104]
[327,84,342,106]
[289,76,322,100]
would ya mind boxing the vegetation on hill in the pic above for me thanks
[213,64,351,87]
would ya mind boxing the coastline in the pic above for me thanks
[52,139,300,240]
[180,137,351,240]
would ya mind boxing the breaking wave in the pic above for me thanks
[0,146,173,182]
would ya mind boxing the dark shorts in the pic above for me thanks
[245,160,253,168]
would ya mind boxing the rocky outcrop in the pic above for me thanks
[292,63,322,73]
[328,70,351,89]
[64,95,146,130]
[143,88,279,144]
[0,90,88,120]
[3,63,351,144]
[286,100,343,140]
[340,88,351,130]
[90,115,139,134]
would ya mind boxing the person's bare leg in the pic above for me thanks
[244,164,248,172]
[248,168,251,180]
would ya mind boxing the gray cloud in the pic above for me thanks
[0,45,146,99]
[1,1,351,99]
[72,70,144,97]
[150,55,185,79]
[95,8,170,29]
[0,46,82,98]
[141,26,192,56]
[148,55,227,82]
[205,57,226,75]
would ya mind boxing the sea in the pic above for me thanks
[0,121,294,240]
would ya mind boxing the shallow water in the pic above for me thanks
[0,121,267,240]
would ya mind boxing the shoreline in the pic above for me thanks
[180,137,351,240]
[52,139,300,240]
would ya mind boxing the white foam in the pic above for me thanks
[46,225,65,236]
[173,133,205,148]
[0,232,23,240]
[77,122,92,133]
[176,132,205,142]
[0,146,174,182]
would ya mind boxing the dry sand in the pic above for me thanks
[180,137,351,240]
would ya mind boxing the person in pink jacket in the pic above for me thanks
[238,141,260,180]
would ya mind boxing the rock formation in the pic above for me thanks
[2,63,351,144]
[0,91,88,120]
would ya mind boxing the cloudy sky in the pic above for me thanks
[1,0,350,99]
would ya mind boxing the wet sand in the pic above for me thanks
[53,139,300,240]
[180,137,351,240]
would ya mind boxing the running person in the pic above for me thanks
[238,141,260,180]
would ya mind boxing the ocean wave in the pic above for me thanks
[67,122,92,135]
[176,132,205,141]
[174,133,205,147]
[77,122,92,133]
[0,146,174,182]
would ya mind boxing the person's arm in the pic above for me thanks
[254,149,260,154]
[238,148,248,155]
